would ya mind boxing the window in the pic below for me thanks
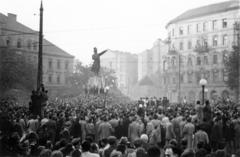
[213,70,219,82]
[204,71,210,81]
[27,40,32,50]
[172,29,174,36]
[213,35,218,46]
[187,57,193,66]
[180,56,184,64]
[203,38,208,47]
[65,61,69,70]
[6,38,10,46]
[163,61,168,71]
[213,55,218,64]
[204,56,208,65]
[203,22,207,32]
[48,59,52,69]
[187,25,191,34]
[196,72,201,83]
[180,74,184,83]
[179,27,183,35]
[179,42,184,50]
[197,56,201,65]
[223,69,228,82]
[168,31,171,38]
[212,20,217,30]
[188,73,193,83]
[57,75,61,84]
[172,57,176,66]
[188,41,192,49]
[196,24,200,32]
[57,60,61,69]
[196,39,201,47]
[222,19,227,28]
[33,42,37,50]
[223,52,228,64]
[48,75,52,83]
[17,39,22,48]
[222,35,228,46]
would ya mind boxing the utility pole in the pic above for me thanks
[29,1,47,118]
[37,0,43,90]
[178,52,181,103]
[236,22,240,103]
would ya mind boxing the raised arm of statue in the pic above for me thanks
[99,49,108,56]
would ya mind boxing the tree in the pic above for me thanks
[225,45,240,100]
[0,48,37,96]
[69,60,94,89]
[68,60,117,92]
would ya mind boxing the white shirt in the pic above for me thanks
[82,152,100,157]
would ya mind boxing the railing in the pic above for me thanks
[194,44,210,54]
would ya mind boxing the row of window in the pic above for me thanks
[176,34,228,51]
[48,75,67,84]
[163,54,223,70]
[48,59,69,70]
[170,18,228,36]
[163,70,227,84]
[6,38,38,50]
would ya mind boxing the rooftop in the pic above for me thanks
[0,13,74,58]
[166,0,240,28]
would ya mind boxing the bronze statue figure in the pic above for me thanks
[91,47,108,75]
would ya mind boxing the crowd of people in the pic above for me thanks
[0,93,240,157]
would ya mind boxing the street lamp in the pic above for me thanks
[199,78,207,104]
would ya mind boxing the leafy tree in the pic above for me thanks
[69,60,117,89]
[0,48,37,95]
[69,60,94,89]
[225,45,240,100]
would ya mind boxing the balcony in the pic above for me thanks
[194,43,210,54]
[168,48,177,55]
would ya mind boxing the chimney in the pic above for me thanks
[7,13,17,22]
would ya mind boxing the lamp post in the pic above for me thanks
[199,78,207,105]
[178,52,181,103]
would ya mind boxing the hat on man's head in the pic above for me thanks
[119,137,128,145]
[108,136,117,145]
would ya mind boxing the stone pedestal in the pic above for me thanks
[87,75,106,94]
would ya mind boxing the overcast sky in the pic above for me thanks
[0,0,227,64]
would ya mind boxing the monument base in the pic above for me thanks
[87,75,106,94]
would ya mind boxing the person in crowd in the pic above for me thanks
[140,134,149,151]
[82,140,100,157]
[103,136,117,157]
[165,117,176,145]
[164,144,181,157]
[193,125,209,151]
[182,117,194,149]
[98,117,113,141]
[149,125,161,147]
[1,94,240,157]
[128,116,141,143]
[195,101,203,123]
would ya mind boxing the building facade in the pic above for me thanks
[101,50,138,96]
[134,39,168,98]
[0,13,74,96]
[161,0,240,103]
[138,39,168,81]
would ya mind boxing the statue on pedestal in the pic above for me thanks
[91,47,108,76]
